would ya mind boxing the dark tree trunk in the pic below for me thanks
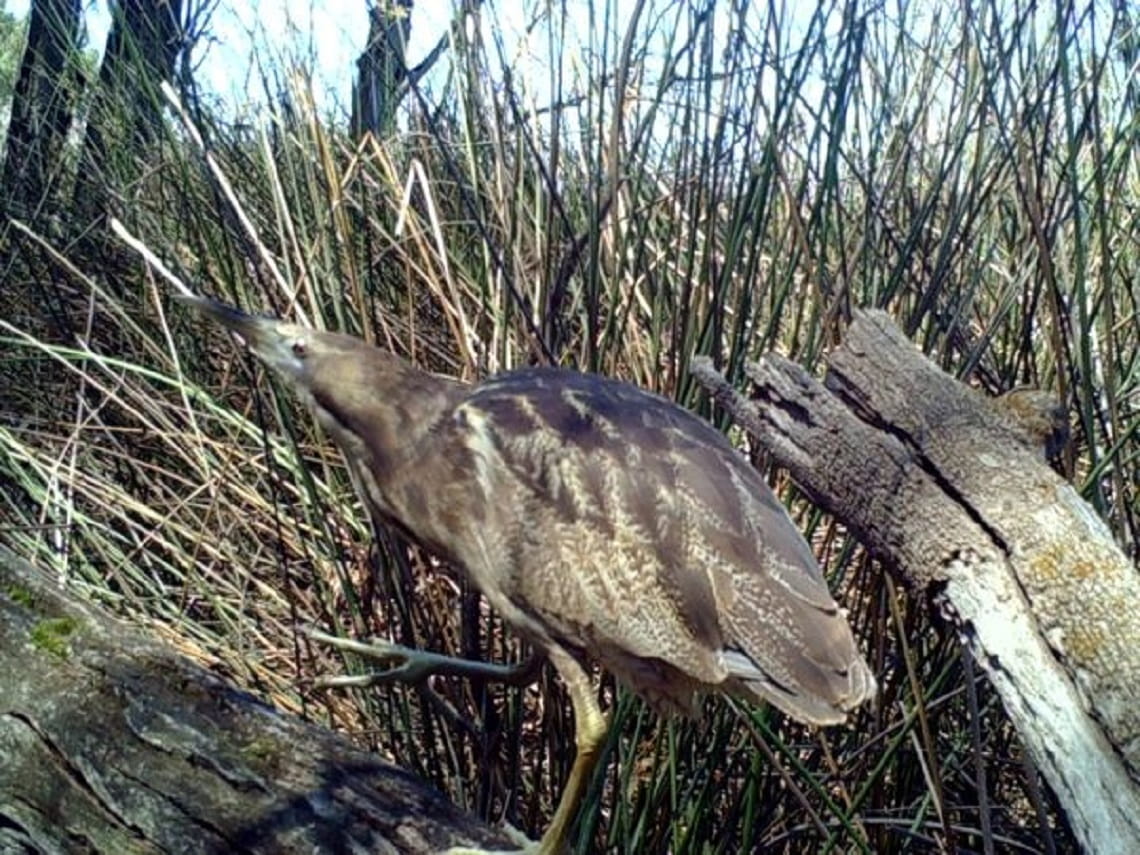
[73,0,185,224]
[0,546,520,854]
[351,1,464,139]
[352,0,412,138]
[0,0,82,222]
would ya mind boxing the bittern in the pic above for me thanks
[180,295,876,855]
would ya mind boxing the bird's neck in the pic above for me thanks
[308,358,467,541]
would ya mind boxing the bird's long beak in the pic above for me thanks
[175,294,279,351]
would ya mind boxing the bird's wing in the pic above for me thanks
[453,367,868,722]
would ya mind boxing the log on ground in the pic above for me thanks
[692,308,1140,855]
[0,546,518,855]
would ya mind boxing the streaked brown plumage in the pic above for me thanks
[179,295,875,855]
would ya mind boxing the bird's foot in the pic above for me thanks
[304,626,543,688]
[441,822,569,854]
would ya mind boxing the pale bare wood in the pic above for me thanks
[692,308,1140,855]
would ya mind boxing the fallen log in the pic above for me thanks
[0,546,517,854]
[692,308,1140,855]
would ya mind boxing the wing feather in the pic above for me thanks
[456,367,874,723]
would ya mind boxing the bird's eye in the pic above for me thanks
[291,339,307,358]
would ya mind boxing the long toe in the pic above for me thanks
[441,823,569,855]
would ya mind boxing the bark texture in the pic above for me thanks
[0,546,518,855]
[692,308,1140,855]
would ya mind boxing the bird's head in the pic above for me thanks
[175,295,336,391]
[177,294,464,477]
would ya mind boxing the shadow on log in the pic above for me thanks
[693,308,1140,855]
[0,547,517,854]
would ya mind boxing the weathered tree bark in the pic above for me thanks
[0,0,82,220]
[0,546,518,854]
[692,309,1140,855]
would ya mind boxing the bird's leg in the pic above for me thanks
[305,626,544,688]
[441,647,608,855]
[529,648,608,854]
